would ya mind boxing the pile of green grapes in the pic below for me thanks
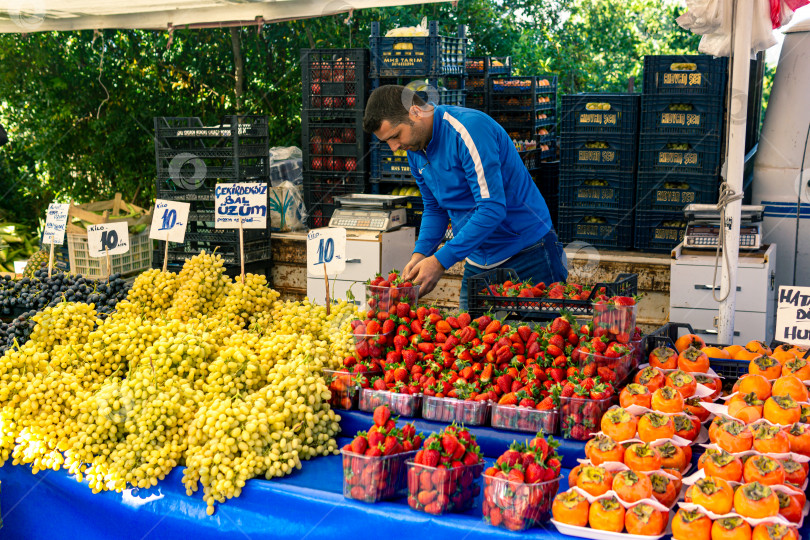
[0,251,358,514]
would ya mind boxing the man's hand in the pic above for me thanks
[402,253,426,282]
[405,255,445,296]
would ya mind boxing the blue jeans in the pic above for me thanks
[459,230,568,311]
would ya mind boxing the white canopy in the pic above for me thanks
[0,0,451,33]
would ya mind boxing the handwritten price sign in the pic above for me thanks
[306,227,346,275]
[43,203,70,245]
[215,183,268,229]
[776,286,810,347]
[87,222,130,257]
[150,200,190,243]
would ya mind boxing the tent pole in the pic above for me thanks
[718,0,753,344]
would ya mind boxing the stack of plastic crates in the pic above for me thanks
[464,56,510,112]
[368,20,468,232]
[558,93,640,250]
[301,48,370,228]
[152,115,271,276]
[634,55,728,253]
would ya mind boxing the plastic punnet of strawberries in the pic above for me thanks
[366,270,420,315]
[557,377,615,440]
[407,424,485,515]
[591,295,640,343]
[341,405,423,503]
[483,433,563,531]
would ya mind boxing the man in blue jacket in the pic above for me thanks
[363,85,567,309]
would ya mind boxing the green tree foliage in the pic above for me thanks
[0,0,707,223]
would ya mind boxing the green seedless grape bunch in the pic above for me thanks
[0,251,359,514]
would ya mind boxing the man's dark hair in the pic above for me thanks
[0,124,7,147]
[363,85,426,133]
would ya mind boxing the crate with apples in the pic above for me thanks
[302,48,369,115]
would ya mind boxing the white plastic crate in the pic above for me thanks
[67,230,152,278]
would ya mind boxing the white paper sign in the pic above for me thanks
[307,227,346,275]
[42,203,70,245]
[215,183,268,229]
[776,285,810,347]
[13,261,27,274]
[87,222,130,257]
[150,200,190,243]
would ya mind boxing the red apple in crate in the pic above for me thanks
[310,135,324,155]
[341,128,356,143]
[310,96,322,108]
[332,96,345,108]
[327,137,341,155]
[311,156,324,170]
[310,83,321,95]
[317,63,331,82]
[323,96,334,108]
[346,95,356,108]
[344,157,357,171]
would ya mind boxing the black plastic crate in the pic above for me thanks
[154,116,269,142]
[557,207,634,249]
[466,56,511,75]
[179,201,270,242]
[638,134,723,176]
[560,133,637,172]
[301,114,368,173]
[369,21,467,77]
[369,76,465,106]
[559,170,635,211]
[643,55,729,95]
[640,94,724,136]
[406,196,423,230]
[560,93,640,135]
[491,109,555,127]
[490,93,556,112]
[634,209,688,252]
[306,203,337,229]
[467,267,638,319]
[160,260,271,280]
[635,172,719,212]
[489,75,557,95]
[301,48,369,114]
[370,140,413,181]
[155,173,269,203]
[304,172,366,206]
[467,76,487,92]
[465,91,487,111]
[153,237,271,267]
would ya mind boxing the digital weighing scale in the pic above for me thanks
[683,204,765,250]
[329,194,408,231]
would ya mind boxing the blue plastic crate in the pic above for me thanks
[561,93,640,135]
[634,209,687,252]
[369,21,467,78]
[636,172,720,212]
[643,55,729,95]
[560,133,637,172]
[557,207,634,249]
[559,169,635,211]
[640,94,724,137]
[638,134,723,176]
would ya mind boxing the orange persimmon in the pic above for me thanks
[733,482,779,519]
[576,465,613,497]
[743,455,786,486]
[709,416,730,444]
[620,383,652,410]
[763,395,801,425]
[624,443,662,472]
[723,344,745,358]
[749,355,782,380]
[673,414,701,442]
[691,476,734,514]
[649,345,679,370]
[711,517,752,540]
[651,386,685,413]
[666,369,698,398]
[568,464,584,487]
[679,346,710,373]
[780,457,808,486]
[685,397,712,423]
[727,392,764,424]
[698,448,743,482]
[664,468,683,492]
[552,490,590,527]
[750,424,791,454]
[612,469,653,503]
[588,496,625,533]
[585,434,625,466]
[784,423,810,456]
[746,340,772,356]
[638,412,676,443]
[672,508,712,540]
[751,523,799,540]
[675,334,705,353]
[737,374,772,400]
[695,373,723,400]
[649,471,678,507]
[601,407,638,442]
[703,346,730,360]
[635,366,666,392]
[716,419,754,453]
[776,491,805,524]
[657,441,689,472]
[782,358,810,380]
[771,344,798,365]
[625,503,667,536]
[771,375,809,402]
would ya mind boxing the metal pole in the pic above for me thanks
[718,0,754,344]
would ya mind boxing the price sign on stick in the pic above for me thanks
[42,203,70,245]
[307,227,347,275]
[776,286,810,347]
[215,183,268,229]
[87,222,130,257]
[150,200,190,243]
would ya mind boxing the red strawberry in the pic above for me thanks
[528,436,549,462]
[382,318,395,334]
[536,396,555,410]
[372,405,391,427]
[382,435,399,455]
[396,302,410,318]
[365,445,383,457]
[441,433,459,457]
[350,433,368,454]
[547,367,565,383]
[525,462,544,483]
[549,316,571,336]
[507,467,525,483]
[422,448,440,467]
[457,312,471,327]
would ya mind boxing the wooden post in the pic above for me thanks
[105,248,111,280]
[163,232,169,273]
[239,217,245,284]
[323,262,331,315]
[47,240,54,278]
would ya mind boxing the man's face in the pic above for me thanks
[374,109,431,152]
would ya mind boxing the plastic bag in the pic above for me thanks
[696,0,733,56]
[268,181,307,231]
[269,146,302,163]
[677,0,725,35]
[696,0,776,56]
[268,158,303,188]
[385,16,428,37]
[752,0,778,53]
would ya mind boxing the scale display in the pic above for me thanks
[329,208,407,231]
